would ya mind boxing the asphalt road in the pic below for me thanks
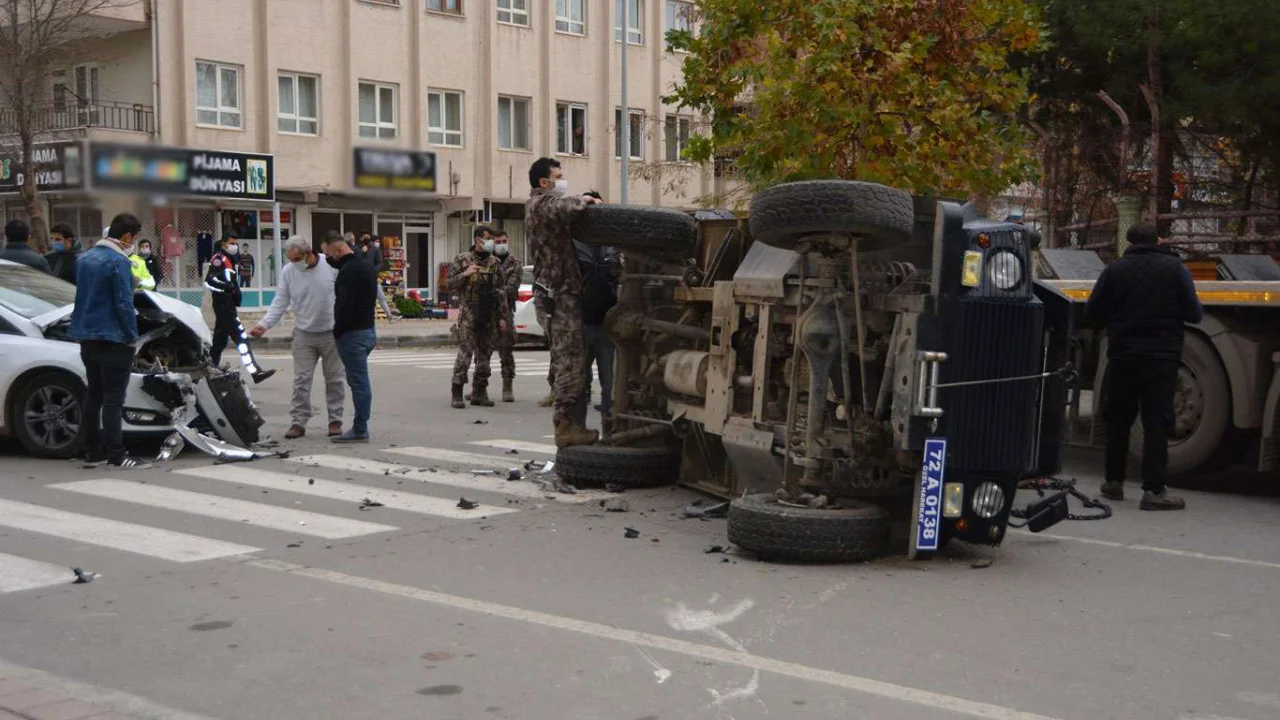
[2,348,1278,720]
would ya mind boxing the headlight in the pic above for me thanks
[971,482,1006,519]
[986,251,1023,290]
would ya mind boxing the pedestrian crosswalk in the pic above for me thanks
[365,350,600,382]
[0,437,605,596]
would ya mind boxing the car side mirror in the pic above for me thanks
[1025,228,1042,250]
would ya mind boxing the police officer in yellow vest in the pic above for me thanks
[129,251,156,291]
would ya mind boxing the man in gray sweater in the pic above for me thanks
[250,235,345,439]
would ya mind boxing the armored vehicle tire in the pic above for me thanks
[570,205,698,254]
[555,443,682,489]
[1129,332,1231,476]
[748,180,914,251]
[727,494,890,563]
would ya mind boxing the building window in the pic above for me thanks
[665,0,693,48]
[496,0,528,26]
[614,108,644,160]
[361,0,401,5]
[555,0,584,34]
[277,73,319,135]
[427,0,461,13]
[556,102,587,156]
[664,115,691,162]
[195,61,242,129]
[358,81,398,139]
[497,95,531,150]
[428,90,464,147]
[614,0,642,44]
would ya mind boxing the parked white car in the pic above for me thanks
[0,260,263,459]
[511,264,546,346]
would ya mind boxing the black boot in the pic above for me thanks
[252,369,277,384]
[451,384,465,409]
[471,384,495,407]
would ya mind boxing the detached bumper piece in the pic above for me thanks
[141,370,277,463]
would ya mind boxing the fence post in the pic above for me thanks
[1112,195,1142,256]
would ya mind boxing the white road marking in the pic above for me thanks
[382,446,529,470]
[289,453,605,504]
[1021,532,1280,571]
[0,553,75,594]
[51,479,397,539]
[0,499,259,562]
[469,439,558,456]
[174,465,518,519]
[249,559,1064,720]
[1177,714,1257,720]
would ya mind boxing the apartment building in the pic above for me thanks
[0,0,709,308]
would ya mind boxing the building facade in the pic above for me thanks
[1,0,711,308]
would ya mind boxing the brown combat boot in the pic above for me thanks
[555,420,599,448]
[451,384,465,409]
[502,378,514,403]
[471,385,495,407]
[538,392,555,408]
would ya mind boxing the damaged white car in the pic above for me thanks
[0,260,264,459]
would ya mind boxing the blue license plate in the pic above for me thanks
[915,437,947,552]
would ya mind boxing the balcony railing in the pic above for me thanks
[0,100,154,135]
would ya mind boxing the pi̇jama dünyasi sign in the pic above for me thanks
[89,142,275,201]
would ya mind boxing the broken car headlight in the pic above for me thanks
[972,481,1006,519]
[986,251,1023,291]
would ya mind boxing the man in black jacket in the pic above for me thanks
[321,230,378,443]
[2,219,52,273]
[1085,225,1203,510]
[45,223,79,284]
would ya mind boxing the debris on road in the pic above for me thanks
[507,469,522,481]
[308,478,315,485]
[471,469,497,476]
[457,498,480,510]
[472,420,489,425]
[71,567,95,584]
[506,449,519,455]
[286,542,302,548]
[705,545,727,554]
[359,498,385,511]
[601,497,630,513]
[624,527,640,539]
[971,559,994,569]
[684,500,730,520]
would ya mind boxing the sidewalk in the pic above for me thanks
[0,661,222,720]
[205,309,457,351]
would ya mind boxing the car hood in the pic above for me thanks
[30,291,214,346]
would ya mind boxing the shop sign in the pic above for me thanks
[0,141,85,193]
[258,209,293,224]
[89,142,274,201]
[353,147,437,193]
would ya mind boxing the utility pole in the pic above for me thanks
[619,0,629,204]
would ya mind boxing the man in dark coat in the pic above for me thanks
[1085,225,1204,511]
[2,219,52,273]
[44,223,80,284]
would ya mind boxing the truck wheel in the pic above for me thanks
[570,205,698,254]
[1130,333,1231,475]
[555,443,682,488]
[727,493,889,563]
[748,180,914,251]
[13,372,87,460]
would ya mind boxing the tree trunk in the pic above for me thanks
[18,135,48,252]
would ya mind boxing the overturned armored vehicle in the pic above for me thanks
[558,180,1078,561]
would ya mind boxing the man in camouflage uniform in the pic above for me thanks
[447,226,509,409]
[525,157,602,447]
[492,229,521,403]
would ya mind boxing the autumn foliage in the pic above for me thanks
[667,0,1046,197]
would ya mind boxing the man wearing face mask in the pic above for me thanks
[69,213,150,469]
[206,233,275,384]
[492,229,521,402]
[251,235,345,439]
[525,157,603,447]
[45,223,80,284]
[136,239,164,287]
[321,230,379,443]
[446,226,509,409]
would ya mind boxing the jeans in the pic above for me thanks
[80,340,135,461]
[291,329,345,427]
[336,328,377,434]
[1105,358,1180,493]
[575,323,614,424]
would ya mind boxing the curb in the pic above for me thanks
[243,335,456,351]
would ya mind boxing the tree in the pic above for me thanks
[0,0,124,249]
[666,0,1047,198]
[1028,0,1280,235]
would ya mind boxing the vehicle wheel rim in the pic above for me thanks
[1170,364,1204,443]
[24,385,81,450]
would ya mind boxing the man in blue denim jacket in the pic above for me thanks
[69,213,150,470]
